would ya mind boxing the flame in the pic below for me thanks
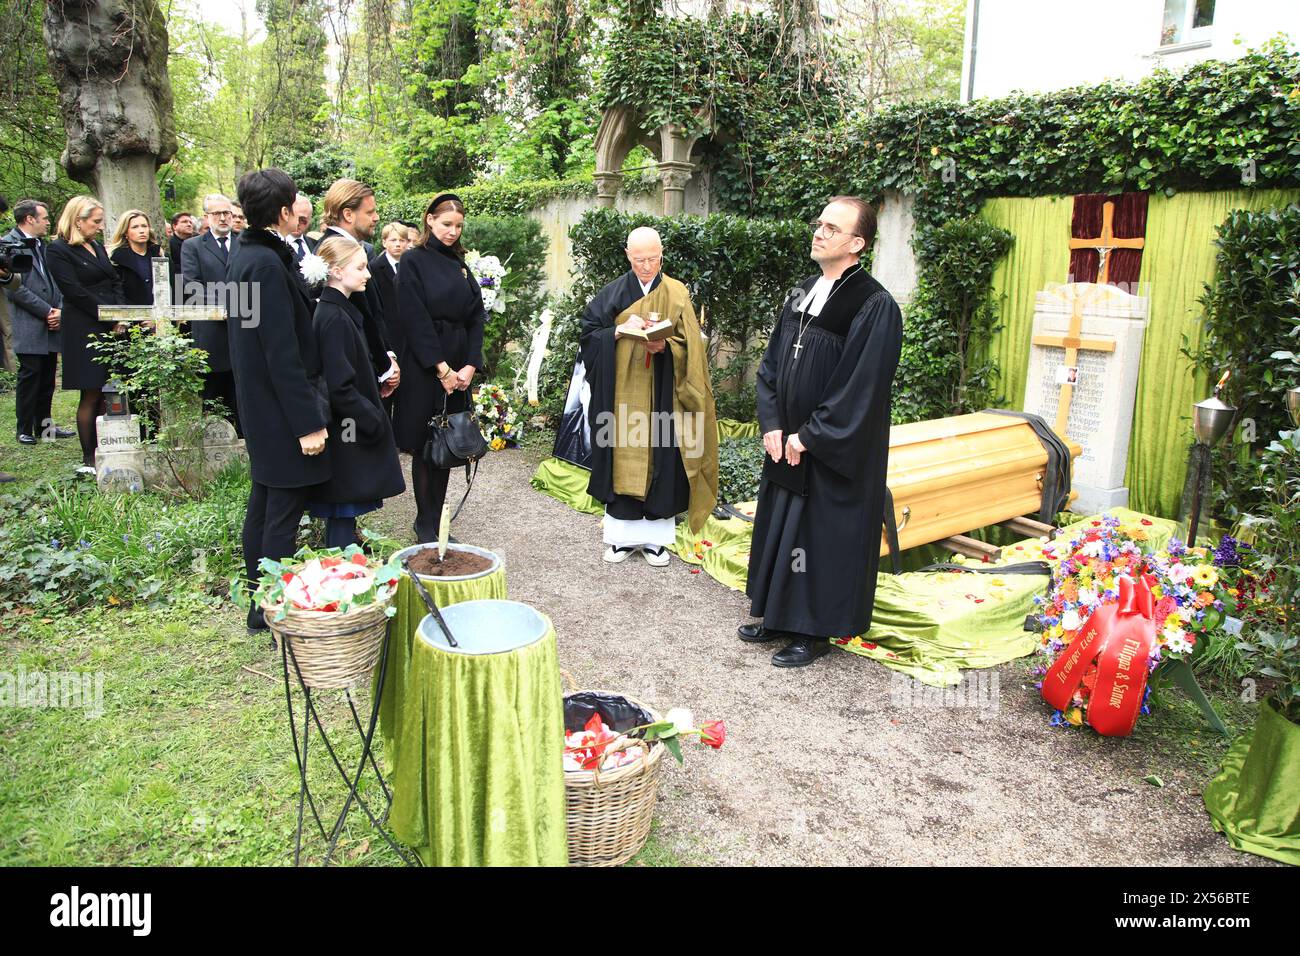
[1216,370,1231,390]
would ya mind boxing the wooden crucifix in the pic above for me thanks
[98,257,226,333]
[1068,200,1145,286]
[1032,287,1116,438]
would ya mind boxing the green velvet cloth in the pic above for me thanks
[981,189,1300,518]
[387,618,568,867]
[1203,698,1300,866]
[376,566,508,766]
[529,456,605,515]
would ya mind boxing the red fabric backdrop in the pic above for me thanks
[1068,192,1149,288]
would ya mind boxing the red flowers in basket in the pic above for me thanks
[562,708,727,771]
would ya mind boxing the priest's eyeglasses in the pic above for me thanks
[630,254,662,267]
[809,220,858,240]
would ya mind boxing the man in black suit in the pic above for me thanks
[167,211,194,304]
[285,193,317,262]
[180,194,242,435]
[320,179,399,399]
[4,199,73,445]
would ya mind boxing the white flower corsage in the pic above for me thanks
[299,253,329,287]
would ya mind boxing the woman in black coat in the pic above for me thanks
[392,194,485,542]
[107,209,163,306]
[308,237,405,548]
[45,196,125,471]
[225,168,331,633]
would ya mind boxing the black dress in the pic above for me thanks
[45,237,124,390]
[391,240,486,452]
[308,287,405,514]
[746,268,903,638]
[110,242,162,306]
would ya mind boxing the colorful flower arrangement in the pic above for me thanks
[473,382,523,450]
[563,707,726,771]
[245,545,403,622]
[1031,514,1244,729]
[465,251,509,313]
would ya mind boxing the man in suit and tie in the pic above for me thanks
[320,179,399,399]
[285,193,317,262]
[167,212,194,304]
[4,199,74,446]
[180,193,242,435]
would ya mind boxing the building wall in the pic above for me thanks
[961,0,1300,102]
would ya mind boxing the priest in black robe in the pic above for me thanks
[580,227,717,567]
[741,197,903,667]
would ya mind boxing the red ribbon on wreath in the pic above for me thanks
[1041,574,1159,737]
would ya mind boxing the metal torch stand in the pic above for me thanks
[279,619,419,866]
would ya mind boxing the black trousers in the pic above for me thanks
[202,369,242,437]
[15,352,58,438]
[242,482,310,589]
[411,455,453,543]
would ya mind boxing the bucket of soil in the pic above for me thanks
[378,543,508,759]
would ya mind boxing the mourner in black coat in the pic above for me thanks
[226,195,332,632]
[391,233,485,541]
[109,241,163,306]
[320,225,396,382]
[45,234,125,467]
[308,286,405,548]
[367,250,404,360]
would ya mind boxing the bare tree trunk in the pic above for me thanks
[42,0,177,234]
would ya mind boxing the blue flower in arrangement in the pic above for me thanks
[1167,536,1187,558]
[1049,710,1068,728]
[1139,685,1152,716]
[1212,535,1243,567]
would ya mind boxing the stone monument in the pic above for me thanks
[1022,282,1148,513]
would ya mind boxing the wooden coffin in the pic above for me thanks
[880,412,1081,557]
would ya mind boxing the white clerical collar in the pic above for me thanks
[638,275,657,297]
[799,276,835,316]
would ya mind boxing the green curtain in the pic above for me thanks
[982,189,1300,518]
[388,619,568,866]
[1127,188,1300,516]
[980,195,1077,413]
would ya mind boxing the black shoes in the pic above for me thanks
[16,434,36,445]
[771,638,832,668]
[53,427,75,439]
[737,622,784,643]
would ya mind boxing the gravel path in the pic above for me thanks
[371,446,1270,867]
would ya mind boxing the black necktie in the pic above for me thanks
[296,238,307,261]
[30,238,48,282]
[217,236,228,261]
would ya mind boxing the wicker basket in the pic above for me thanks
[563,690,664,867]
[262,598,391,691]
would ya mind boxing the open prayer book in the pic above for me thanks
[621,315,674,342]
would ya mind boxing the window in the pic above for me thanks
[1161,0,1215,47]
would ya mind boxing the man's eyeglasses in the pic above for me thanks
[630,255,661,267]
[809,220,858,240]
[210,210,233,219]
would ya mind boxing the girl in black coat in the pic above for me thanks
[45,196,125,471]
[308,237,405,548]
[391,194,486,542]
[107,209,163,306]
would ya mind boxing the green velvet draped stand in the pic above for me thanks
[387,618,568,867]
[376,565,508,767]
[1204,698,1300,866]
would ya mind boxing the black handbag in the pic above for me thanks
[423,392,489,470]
